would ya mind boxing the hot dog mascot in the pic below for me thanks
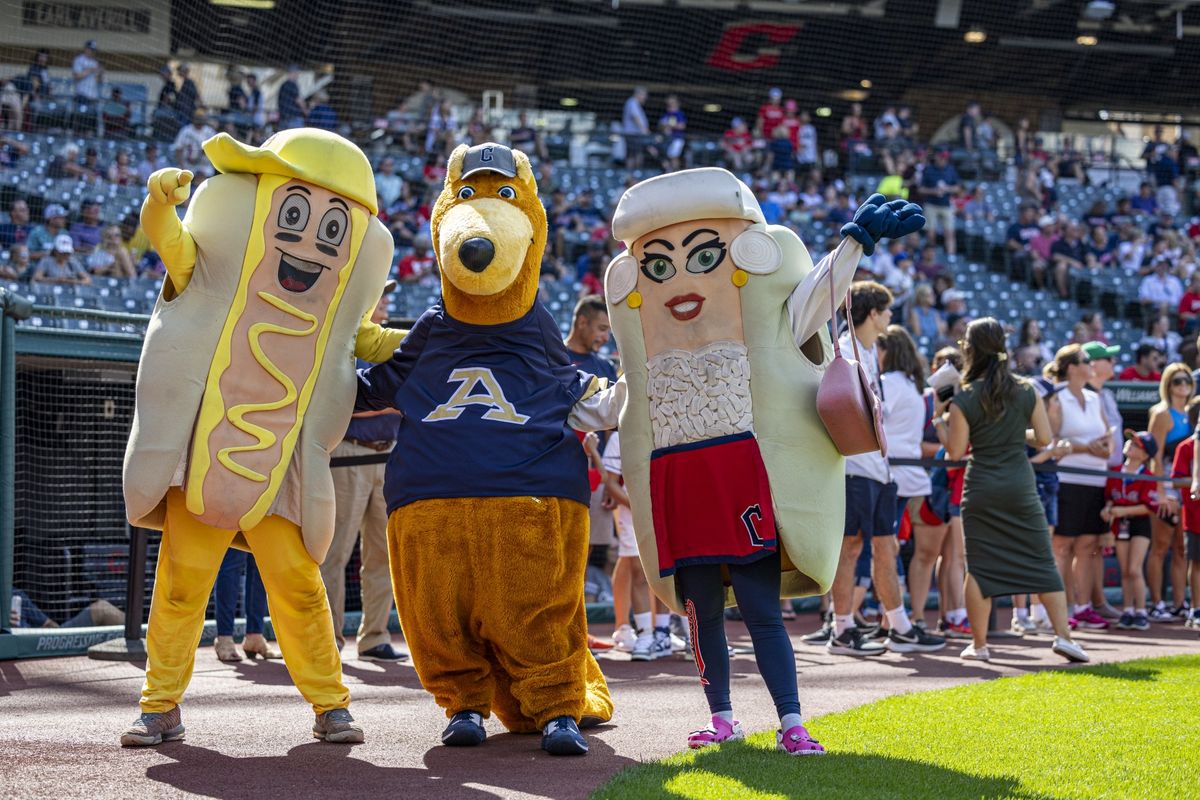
[120,128,401,747]
[586,170,923,754]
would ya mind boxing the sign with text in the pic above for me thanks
[0,0,168,54]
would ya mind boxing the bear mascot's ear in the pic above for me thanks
[446,144,469,186]
[513,149,535,185]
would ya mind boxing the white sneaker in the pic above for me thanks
[1052,636,1090,663]
[669,632,689,652]
[1009,617,1036,637]
[651,626,672,659]
[630,632,654,661]
[1031,617,1054,636]
[960,643,991,661]
[612,624,637,653]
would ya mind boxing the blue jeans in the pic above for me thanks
[214,550,267,636]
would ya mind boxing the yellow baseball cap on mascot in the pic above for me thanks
[204,128,379,215]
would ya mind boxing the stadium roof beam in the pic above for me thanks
[998,35,1175,55]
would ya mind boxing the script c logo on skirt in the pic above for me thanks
[649,431,777,577]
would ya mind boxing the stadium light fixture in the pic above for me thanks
[1076,34,1099,46]
[860,79,872,89]
[559,97,579,107]
[964,28,987,43]
[815,107,832,118]
[703,103,722,113]
[209,0,276,8]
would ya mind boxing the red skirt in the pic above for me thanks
[649,432,777,577]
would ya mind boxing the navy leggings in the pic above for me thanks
[214,550,268,636]
[675,552,800,718]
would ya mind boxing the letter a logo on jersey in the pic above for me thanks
[423,367,531,425]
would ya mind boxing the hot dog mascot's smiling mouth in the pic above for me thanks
[276,248,328,293]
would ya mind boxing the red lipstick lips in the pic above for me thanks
[666,293,705,321]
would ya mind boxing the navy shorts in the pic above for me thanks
[1187,531,1200,562]
[854,492,908,585]
[845,476,899,538]
[1037,483,1059,529]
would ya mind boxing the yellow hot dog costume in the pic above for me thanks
[123,128,401,723]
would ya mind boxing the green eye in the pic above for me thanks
[686,245,725,274]
[640,256,676,283]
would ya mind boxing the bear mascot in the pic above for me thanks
[121,128,403,747]
[355,143,613,756]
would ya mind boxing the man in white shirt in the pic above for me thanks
[72,41,102,103]
[172,111,217,179]
[1138,256,1183,314]
[827,280,946,657]
[622,87,649,170]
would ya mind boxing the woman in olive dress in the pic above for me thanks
[933,317,1089,663]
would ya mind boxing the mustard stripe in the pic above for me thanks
[236,203,367,530]
[216,291,318,482]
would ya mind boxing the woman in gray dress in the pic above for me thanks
[934,318,1089,663]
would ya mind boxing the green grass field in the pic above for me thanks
[592,655,1199,800]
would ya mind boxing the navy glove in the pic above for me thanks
[840,193,926,256]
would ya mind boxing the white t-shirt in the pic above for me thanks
[601,432,635,542]
[840,331,891,484]
[881,372,931,498]
[73,53,99,99]
[797,124,818,164]
[1056,386,1108,487]
[172,124,216,171]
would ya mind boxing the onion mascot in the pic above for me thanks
[580,170,923,754]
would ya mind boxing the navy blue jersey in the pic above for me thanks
[567,349,617,384]
[357,302,596,512]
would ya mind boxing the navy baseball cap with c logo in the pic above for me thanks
[461,142,518,179]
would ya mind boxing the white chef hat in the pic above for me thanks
[607,168,783,305]
[611,168,766,246]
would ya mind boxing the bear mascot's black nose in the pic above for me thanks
[458,237,495,273]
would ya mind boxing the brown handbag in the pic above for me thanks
[815,264,887,457]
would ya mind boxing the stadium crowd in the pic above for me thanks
[4,61,1200,650]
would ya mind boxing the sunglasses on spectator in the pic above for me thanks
[1074,357,1091,365]
[1171,376,1193,386]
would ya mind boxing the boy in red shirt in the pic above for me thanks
[1102,430,1159,630]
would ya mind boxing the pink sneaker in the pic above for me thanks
[687,715,745,749]
[1074,608,1109,629]
[776,724,825,756]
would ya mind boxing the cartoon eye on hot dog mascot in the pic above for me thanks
[355,143,612,756]
[120,128,403,747]
[573,170,923,754]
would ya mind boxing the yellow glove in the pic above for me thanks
[141,168,197,295]
[354,312,407,363]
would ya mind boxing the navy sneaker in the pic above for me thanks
[1116,612,1135,630]
[541,716,588,755]
[1131,612,1151,631]
[359,643,409,662]
[441,711,486,747]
